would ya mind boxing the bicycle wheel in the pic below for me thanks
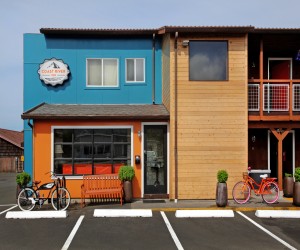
[262,182,279,204]
[17,188,37,211]
[51,187,71,211]
[232,181,251,204]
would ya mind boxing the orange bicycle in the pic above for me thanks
[232,169,279,204]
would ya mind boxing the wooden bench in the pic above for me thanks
[81,174,123,207]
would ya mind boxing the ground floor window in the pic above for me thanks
[53,128,131,176]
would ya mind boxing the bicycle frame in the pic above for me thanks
[30,181,57,206]
[244,174,278,195]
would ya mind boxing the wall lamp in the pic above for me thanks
[182,40,189,47]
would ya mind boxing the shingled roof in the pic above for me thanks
[22,103,170,120]
[0,128,23,149]
[40,26,255,36]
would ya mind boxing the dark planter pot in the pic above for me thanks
[216,182,228,207]
[293,182,300,206]
[123,180,133,203]
[283,177,294,197]
[16,184,22,199]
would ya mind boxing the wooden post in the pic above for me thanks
[270,128,291,190]
[259,38,264,119]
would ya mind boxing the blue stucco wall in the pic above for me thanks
[23,33,162,175]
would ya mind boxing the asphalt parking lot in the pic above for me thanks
[1,207,300,250]
[1,173,300,250]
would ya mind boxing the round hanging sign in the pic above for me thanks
[38,58,70,86]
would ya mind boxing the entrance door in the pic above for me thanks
[144,125,167,195]
[268,58,291,111]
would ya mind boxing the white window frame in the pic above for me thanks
[51,125,133,179]
[125,58,145,83]
[86,58,119,87]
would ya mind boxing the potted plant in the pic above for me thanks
[293,167,300,206]
[283,173,294,197]
[216,169,228,207]
[118,165,135,203]
[16,172,31,187]
[16,172,31,198]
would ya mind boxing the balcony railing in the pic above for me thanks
[248,83,300,114]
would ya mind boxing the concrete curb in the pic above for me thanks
[255,210,300,218]
[175,210,234,218]
[93,209,153,217]
[5,211,68,219]
[151,206,300,212]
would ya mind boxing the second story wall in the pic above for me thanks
[162,34,171,111]
[167,33,248,199]
[24,34,162,111]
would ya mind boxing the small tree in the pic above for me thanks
[217,170,228,183]
[16,172,31,187]
[118,166,135,182]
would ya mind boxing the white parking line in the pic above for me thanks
[61,215,85,250]
[161,211,184,250]
[237,211,297,250]
[0,205,18,215]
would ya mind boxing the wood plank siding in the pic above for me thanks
[166,34,248,199]
[0,138,23,172]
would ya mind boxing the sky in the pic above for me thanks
[1,0,300,131]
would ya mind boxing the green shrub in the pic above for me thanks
[217,170,228,183]
[16,172,31,186]
[118,166,135,182]
[295,167,300,182]
[285,173,293,178]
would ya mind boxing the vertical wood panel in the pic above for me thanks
[168,34,248,199]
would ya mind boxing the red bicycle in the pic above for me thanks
[232,169,279,204]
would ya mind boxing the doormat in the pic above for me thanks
[143,199,166,203]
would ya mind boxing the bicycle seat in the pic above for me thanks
[260,174,268,179]
[33,180,41,185]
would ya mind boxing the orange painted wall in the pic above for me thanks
[33,120,142,199]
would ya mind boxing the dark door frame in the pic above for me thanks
[142,122,169,198]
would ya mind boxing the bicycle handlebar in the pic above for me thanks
[45,171,58,179]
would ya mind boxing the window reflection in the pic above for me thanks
[189,41,228,81]
[54,128,131,175]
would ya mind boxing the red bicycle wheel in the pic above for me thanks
[232,181,251,204]
[262,182,279,204]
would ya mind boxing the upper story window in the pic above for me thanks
[126,58,145,83]
[189,41,228,81]
[87,58,118,87]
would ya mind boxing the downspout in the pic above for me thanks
[174,32,178,202]
[152,33,156,104]
[27,119,33,129]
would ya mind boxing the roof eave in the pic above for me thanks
[158,26,255,34]
[21,114,169,120]
[40,28,159,36]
